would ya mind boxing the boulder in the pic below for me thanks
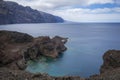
[16,59,27,70]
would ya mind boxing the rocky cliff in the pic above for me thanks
[0,30,68,70]
[0,0,64,25]
[0,30,120,80]
[88,50,120,80]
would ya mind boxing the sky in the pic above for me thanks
[5,0,120,22]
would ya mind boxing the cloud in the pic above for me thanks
[87,0,114,5]
[5,0,120,22]
[50,7,120,22]
[115,0,120,5]
[5,0,116,10]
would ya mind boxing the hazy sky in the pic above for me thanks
[5,0,120,22]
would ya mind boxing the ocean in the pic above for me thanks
[0,23,120,77]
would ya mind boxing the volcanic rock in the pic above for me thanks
[0,30,68,70]
[100,50,120,73]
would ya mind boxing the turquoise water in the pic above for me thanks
[0,23,120,77]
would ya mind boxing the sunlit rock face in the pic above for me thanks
[0,0,64,25]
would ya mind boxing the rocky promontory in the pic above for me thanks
[88,50,120,80]
[0,30,68,70]
[0,0,64,25]
[0,30,120,80]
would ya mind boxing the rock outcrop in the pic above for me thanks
[88,68,120,80]
[0,30,67,70]
[0,0,64,25]
[88,50,120,80]
[0,68,84,80]
[0,30,120,80]
[100,50,120,73]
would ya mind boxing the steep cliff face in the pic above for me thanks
[0,1,64,25]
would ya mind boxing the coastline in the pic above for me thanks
[0,30,120,80]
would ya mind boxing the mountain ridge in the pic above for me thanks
[0,0,64,24]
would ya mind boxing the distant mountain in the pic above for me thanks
[0,0,64,25]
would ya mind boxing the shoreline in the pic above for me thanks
[0,30,120,80]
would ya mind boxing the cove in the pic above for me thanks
[0,23,120,77]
